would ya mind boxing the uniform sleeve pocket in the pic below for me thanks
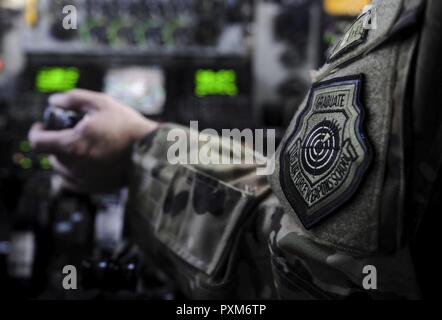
[153,165,253,276]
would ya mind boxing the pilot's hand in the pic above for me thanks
[28,89,159,193]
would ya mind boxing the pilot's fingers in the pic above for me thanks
[57,174,83,193]
[49,89,105,112]
[28,122,78,155]
[49,156,77,180]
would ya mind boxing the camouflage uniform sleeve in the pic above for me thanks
[267,0,424,300]
[126,122,420,300]
[125,123,278,299]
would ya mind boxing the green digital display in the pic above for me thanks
[35,67,80,93]
[195,69,238,97]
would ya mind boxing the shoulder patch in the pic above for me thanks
[280,75,371,229]
[328,9,372,62]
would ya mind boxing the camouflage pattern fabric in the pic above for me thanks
[126,0,426,299]
[126,124,274,299]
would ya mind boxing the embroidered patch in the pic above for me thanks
[328,9,373,62]
[280,75,371,229]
